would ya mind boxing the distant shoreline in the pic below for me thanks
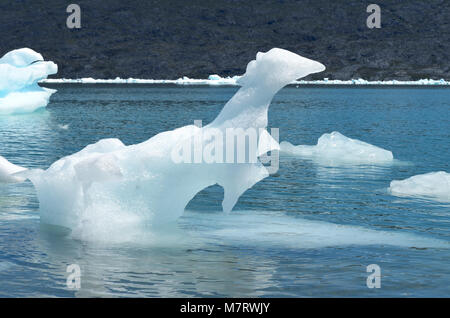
[40,76,450,86]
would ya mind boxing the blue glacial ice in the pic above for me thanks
[7,48,325,240]
[280,131,394,165]
[389,171,450,202]
[0,155,27,183]
[0,48,58,115]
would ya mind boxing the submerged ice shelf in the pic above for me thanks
[280,131,394,165]
[183,210,448,249]
[389,171,450,202]
[0,48,58,115]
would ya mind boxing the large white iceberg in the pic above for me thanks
[0,48,58,115]
[389,171,450,202]
[280,131,394,164]
[6,48,325,239]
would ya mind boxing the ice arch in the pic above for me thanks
[6,48,325,237]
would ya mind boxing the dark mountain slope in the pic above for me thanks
[1,0,449,80]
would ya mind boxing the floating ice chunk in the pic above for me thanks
[389,171,450,202]
[208,74,221,80]
[0,156,27,183]
[58,124,70,130]
[0,48,58,115]
[0,89,57,115]
[19,48,326,239]
[280,131,394,164]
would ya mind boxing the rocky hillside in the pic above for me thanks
[2,0,449,80]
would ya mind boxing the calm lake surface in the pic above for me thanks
[0,85,449,297]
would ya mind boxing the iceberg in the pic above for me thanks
[0,155,27,183]
[389,171,450,202]
[280,131,394,164]
[0,48,58,115]
[7,48,325,239]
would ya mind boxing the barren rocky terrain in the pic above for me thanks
[2,0,449,80]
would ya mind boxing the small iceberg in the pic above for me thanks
[0,155,27,183]
[280,131,394,164]
[389,171,450,202]
[0,48,58,115]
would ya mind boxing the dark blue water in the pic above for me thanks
[0,85,449,297]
